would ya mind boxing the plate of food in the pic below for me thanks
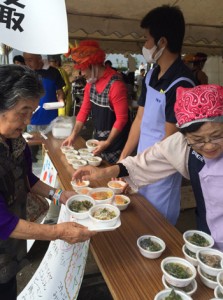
[71,216,121,232]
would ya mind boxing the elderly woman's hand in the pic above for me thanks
[55,222,96,244]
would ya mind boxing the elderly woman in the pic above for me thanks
[0,65,95,299]
[72,84,223,250]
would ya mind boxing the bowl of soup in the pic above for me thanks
[183,230,214,253]
[182,244,198,267]
[113,195,130,211]
[154,288,192,300]
[70,180,90,191]
[76,187,92,195]
[89,187,114,204]
[88,204,120,228]
[60,145,74,153]
[137,235,166,259]
[161,275,197,296]
[197,265,218,289]
[66,195,95,220]
[107,180,126,194]
[86,139,99,152]
[72,159,87,169]
[161,257,196,288]
[87,156,102,167]
[196,248,223,277]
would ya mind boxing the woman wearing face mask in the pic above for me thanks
[62,40,130,163]
[118,5,196,225]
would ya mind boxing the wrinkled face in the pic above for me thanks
[23,53,43,70]
[0,98,39,139]
[186,122,223,159]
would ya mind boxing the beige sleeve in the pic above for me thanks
[120,132,190,191]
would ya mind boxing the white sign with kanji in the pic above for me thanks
[0,0,68,54]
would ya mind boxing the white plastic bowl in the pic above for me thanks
[137,235,166,259]
[196,248,223,277]
[64,149,79,157]
[60,145,74,153]
[161,257,196,288]
[107,180,126,194]
[182,244,198,267]
[80,152,94,160]
[154,289,192,300]
[72,159,87,169]
[66,194,95,220]
[217,271,223,294]
[87,156,102,166]
[70,180,90,191]
[183,230,214,253]
[197,265,218,289]
[67,156,82,165]
[113,195,130,211]
[161,275,197,296]
[88,204,120,228]
[86,139,99,152]
[89,187,114,204]
[78,148,91,155]
[214,285,223,298]
[76,187,92,195]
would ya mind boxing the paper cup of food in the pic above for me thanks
[76,187,92,195]
[182,244,198,267]
[67,156,82,165]
[64,149,79,156]
[66,194,95,220]
[107,180,126,194]
[214,285,223,298]
[70,180,90,191]
[197,265,218,289]
[137,235,166,259]
[60,145,74,153]
[86,139,99,152]
[183,230,214,253]
[161,257,196,288]
[78,148,91,155]
[196,248,223,277]
[113,195,130,211]
[89,187,114,204]
[87,156,102,166]
[80,152,94,160]
[154,289,192,300]
[72,159,87,169]
[161,275,197,296]
[88,203,120,228]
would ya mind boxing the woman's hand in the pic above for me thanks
[56,222,96,244]
[62,135,76,147]
[92,140,110,156]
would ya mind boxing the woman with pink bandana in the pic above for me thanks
[72,84,223,250]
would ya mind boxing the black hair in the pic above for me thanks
[179,122,205,135]
[104,60,112,67]
[0,65,44,113]
[47,54,62,66]
[140,5,185,53]
[13,55,25,64]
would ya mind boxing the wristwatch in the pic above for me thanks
[48,189,55,200]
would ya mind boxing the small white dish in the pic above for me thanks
[87,156,102,166]
[107,180,126,194]
[154,289,192,300]
[67,156,82,165]
[72,159,87,169]
[161,256,196,288]
[182,244,198,267]
[183,230,214,253]
[196,248,223,277]
[161,275,197,296]
[113,195,130,211]
[86,139,99,152]
[78,148,91,155]
[197,265,218,289]
[70,180,90,191]
[43,102,64,110]
[66,195,95,220]
[137,235,166,259]
[89,187,114,204]
[88,204,120,228]
[60,145,74,153]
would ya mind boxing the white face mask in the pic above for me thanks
[142,41,165,64]
[86,65,98,84]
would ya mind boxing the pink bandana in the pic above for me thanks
[174,85,223,128]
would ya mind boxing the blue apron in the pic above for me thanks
[138,69,195,224]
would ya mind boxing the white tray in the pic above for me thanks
[43,102,64,110]
[70,216,121,232]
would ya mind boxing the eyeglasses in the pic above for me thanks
[187,137,223,149]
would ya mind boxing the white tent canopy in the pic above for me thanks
[66,0,223,55]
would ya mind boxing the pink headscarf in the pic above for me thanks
[174,85,223,128]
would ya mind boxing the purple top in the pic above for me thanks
[0,144,39,240]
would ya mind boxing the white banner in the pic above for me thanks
[0,0,68,54]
